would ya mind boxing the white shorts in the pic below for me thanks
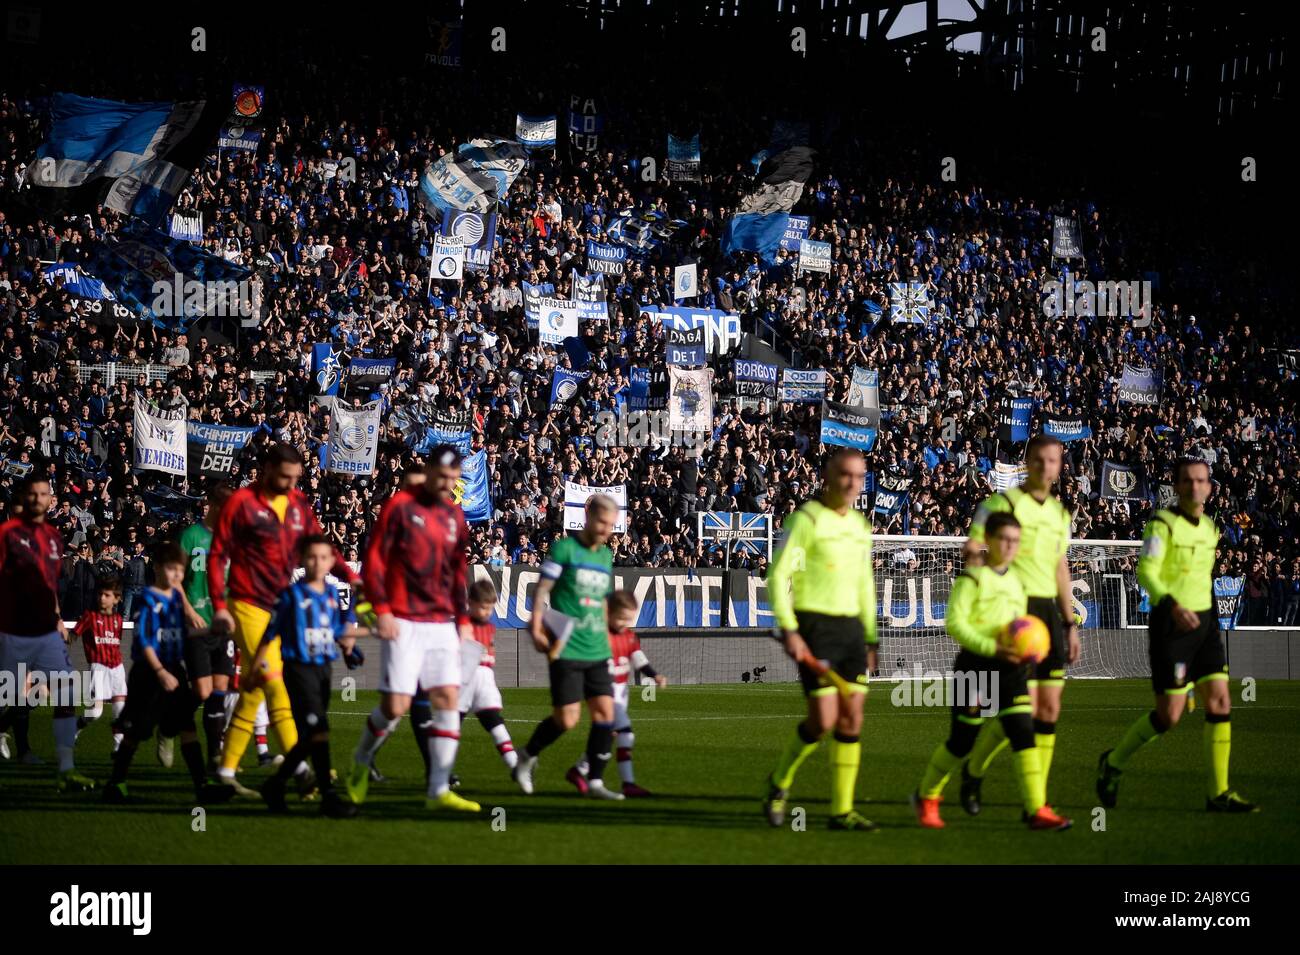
[459,665,503,715]
[380,619,460,696]
[90,663,128,702]
[613,681,631,729]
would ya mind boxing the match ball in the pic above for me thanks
[1001,615,1050,663]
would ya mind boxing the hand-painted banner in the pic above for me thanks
[563,482,628,533]
[186,421,257,479]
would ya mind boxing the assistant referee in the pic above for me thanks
[763,447,879,832]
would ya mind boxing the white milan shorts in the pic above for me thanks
[90,663,128,702]
[459,665,503,714]
[380,620,460,696]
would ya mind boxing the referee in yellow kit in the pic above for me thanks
[763,447,879,831]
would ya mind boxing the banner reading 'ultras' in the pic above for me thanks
[186,422,257,479]
[563,482,628,533]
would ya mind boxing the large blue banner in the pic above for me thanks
[43,263,112,300]
[642,306,741,356]
[29,93,221,227]
[721,212,789,264]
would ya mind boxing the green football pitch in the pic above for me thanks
[3,680,1297,865]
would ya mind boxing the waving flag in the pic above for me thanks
[456,450,492,523]
[85,219,254,329]
[24,93,224,227]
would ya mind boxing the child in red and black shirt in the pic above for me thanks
[571,590,668,797]
[75,578,126,752]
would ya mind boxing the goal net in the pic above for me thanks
[871,535,1149,680]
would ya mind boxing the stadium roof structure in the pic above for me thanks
[559,0,1286,125]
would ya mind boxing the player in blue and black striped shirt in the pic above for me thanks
[246,534,367,818]
[103,543,210,804]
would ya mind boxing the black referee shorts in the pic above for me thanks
[548,658,614,707]
[185,631,236,680]
[1148,601,1227,695]
[795,612,869,697]
[1026,596,1067,684]
[115,662,198,741]
[283,660,333,735]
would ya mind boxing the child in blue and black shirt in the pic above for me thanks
[247,534,366,818]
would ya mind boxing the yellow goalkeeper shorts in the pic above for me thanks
[231,600,278,680]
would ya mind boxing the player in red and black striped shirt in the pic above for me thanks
[0,476,95,791]
[75,578,127,752]
[347,445,479,814]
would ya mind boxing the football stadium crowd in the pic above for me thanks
[1,48,1298,629]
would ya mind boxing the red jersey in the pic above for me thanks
[0,518,64,636]
[469,619,495,667]
[364,489,469,624]
[609,627,643,685]
[76,611,123,667]
[208,485,356,613]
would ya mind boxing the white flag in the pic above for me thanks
[990,462,1028,492]
[433,234,465,281]
[132,394,186,476]
[674,263,698,300]
[327,399,382,475]
[563,482,628,533]
[539,300,579,344]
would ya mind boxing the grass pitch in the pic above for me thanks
[3,680,1297,864]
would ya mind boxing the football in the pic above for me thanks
[1001,615,1051,663]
